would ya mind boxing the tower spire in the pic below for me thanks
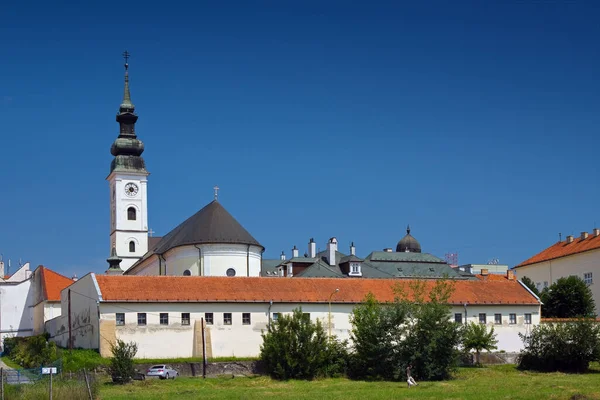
[120,50,134,111]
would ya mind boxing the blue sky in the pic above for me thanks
[1,1,599,278]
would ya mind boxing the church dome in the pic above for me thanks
[396,225,421,253]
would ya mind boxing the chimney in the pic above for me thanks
[0,261,4,278]
[71,274,78,282]
[327,238,338,266]
[350,242,356,256]
[280,251,286,261]
[581,232,589,240]
[308,238,316,258]
[595,228,600,237]
[566,235,574,244]
[506,270,515,281]
[383,248,393,253]
[292,245,299,259]
[481,268,489,276]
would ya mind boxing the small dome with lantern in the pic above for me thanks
[396,225,421,253]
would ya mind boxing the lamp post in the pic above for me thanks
[328,288,340,339]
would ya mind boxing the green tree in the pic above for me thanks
[541,276,596,318]
[109,340,138,384]
[520,276,540,297]
[394,280,463,381]
[348,293,407,380]
[518,319,600,372]
[260,308,339,380]
[462,322,498,365]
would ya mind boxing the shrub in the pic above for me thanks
[260,308,343,380]
[541,276,596,318]
[3,334,58,368]
[62,349,108,373]
[348,293,407,380]
[518,319,600,372]
[520,276,540,297]
[109,340,138,384]
[461,322,498,365]
[395,280,462,381]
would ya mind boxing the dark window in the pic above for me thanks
[116,313,125,326]
[242,313,251,325]
[160,313,168,325]
[137,313,146,326]
[127,207,136,220]
[509,313,516,324]
[272,313,279,322]
[454,313,462,323]
[525,313,532,324]
[205,313,213,325]
[224,313,232,325]
[183,270,191,276]
[479,313,487,324]
[129,241,136,252]
[494,313,502,324]
[181,313,190,325]
[226,268,236,277]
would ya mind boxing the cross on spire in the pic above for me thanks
[122,50,130,70]
[213,185,220,201]
[148,228,155,237]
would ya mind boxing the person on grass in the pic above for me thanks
[407,364,418,388]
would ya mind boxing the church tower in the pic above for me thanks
[106,52,149,272]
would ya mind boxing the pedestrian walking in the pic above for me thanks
[406,364,418,388]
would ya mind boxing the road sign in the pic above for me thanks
[41,367,57,375]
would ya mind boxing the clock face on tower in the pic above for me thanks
[124,182,139,197]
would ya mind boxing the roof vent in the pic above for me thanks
[429,267,435,272]
[581,232,589,240]
[594,228,600,237]
[384,248,393,252]
[566,235,574,244]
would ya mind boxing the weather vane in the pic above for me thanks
[214,185,220,201]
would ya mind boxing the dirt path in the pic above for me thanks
[0,359,34,384]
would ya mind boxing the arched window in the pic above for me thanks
[183,270,191,276]
[127,207,136,221]
[129,241,136,253]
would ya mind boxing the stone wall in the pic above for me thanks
[133,361,264,378]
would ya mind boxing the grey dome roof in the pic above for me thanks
[396,225,421,253]
[152,200,263,255]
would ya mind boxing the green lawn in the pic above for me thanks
[99,364,600,400]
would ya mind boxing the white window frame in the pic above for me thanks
[524,313,532,325]
[584,272,593,285]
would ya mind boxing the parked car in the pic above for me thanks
[146,365,178,379]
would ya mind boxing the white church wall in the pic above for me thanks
[0,278,34,348]
[93,301,538,359]
[202,244,262,277]
[163,247,201,276]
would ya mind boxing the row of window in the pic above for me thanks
[454,313,532,325]
[116,312,255,326]
[536,272,594,290]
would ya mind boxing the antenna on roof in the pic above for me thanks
[559,232,562,242]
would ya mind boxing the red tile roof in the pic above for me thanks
[516,233,600,268]
[39,266,74,301]
[94,276,539,305]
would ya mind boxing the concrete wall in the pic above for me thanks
[92,302,538,358]
[51,274,101,349]
[33,302,61,335]
[0,278,34,347]
[515,248,600,315]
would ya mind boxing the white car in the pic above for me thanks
[146,365,178,379]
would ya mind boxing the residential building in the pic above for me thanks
[31,266,74,335]
[458,264,509,275]
[0,262,34,346]
[45,273,540,358]
[514,229,600,313]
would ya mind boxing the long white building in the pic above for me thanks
[46,272,540,358]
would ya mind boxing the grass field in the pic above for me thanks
[99,364,600,400]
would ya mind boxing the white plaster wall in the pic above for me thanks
[96,302,538,358]
[451,304,540,352]
[129,244,262,277]
[33,302,62,335]
[515,248,600,315]
[56,274,101,349]
[0,279,34,347]
[6,263,32,283]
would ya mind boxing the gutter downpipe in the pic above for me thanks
[464,303,468,325]
[268,300,273,329]
[194,245,203,276]
[247,245,250,276]
[159,255,166,276]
